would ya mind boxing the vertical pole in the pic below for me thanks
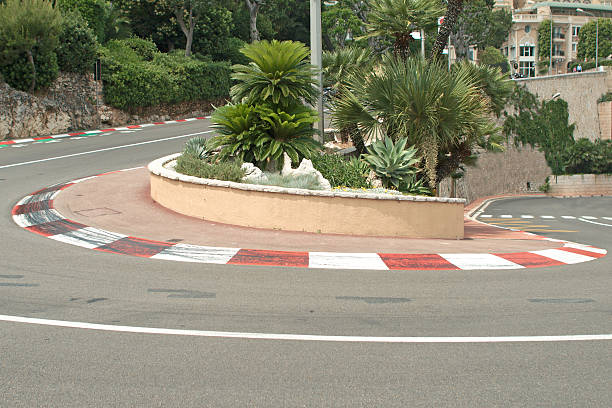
[549,10,553,75]
[310,0,324,142]
[595,18,599,70]
[420,29,425,58]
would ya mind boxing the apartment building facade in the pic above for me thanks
[500,2,612,77]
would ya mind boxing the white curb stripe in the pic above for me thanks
[531,249,595,264]
[152,244,239,264]
[12,209,64,228]
[50,227,127,249]
[309,252,389,270]
[563,242,608,255]
[440,253,524,270]
[1,315,611,343]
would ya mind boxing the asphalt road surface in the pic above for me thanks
[1,121,611,407]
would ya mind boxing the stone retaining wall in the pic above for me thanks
[548,174,612,196]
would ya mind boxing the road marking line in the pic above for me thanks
[541,216,555,219]
[1,314,611,343]
[500,215,512,218]
[561,216,576,219]
[563,243,607,255]
[521,215,534,218]
[439,253,524,270]
[578,218,612,228]
[0,130,213,169]
[309,252,389,270]
[530,249,595,264]
[581,216,597,220]
[479,214,492,218]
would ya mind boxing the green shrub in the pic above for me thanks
[119,36,159,61]
[175,154,245,182]
[183,136,214,160]
[210,37,249,65]
[99,40,231,110]
[562,139,612,175]
[56,10,97,74]
[598,92,612,103]
[249,173,324,190]
[310,153,370,188]
[57,0,106,42]
[0,48,58,91]
[569,59,612,72]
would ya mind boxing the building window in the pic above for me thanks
[525,25,531,33]
[552,44,565,57]
[572,42,577,52]
[519,61,535,77]
[572,26,581,36]
[552,26,564,39]
[510,46,516,59]
[520,46,535,57]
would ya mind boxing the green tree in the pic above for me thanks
[451,0,512,60]
[57,0,107,41]
[479,46,507,66]
[331,55,498,187]
[0,0,63,92]
[322,0,367,50]
[430,0,462,60]
[577,18,612,62]
[537,19,551,63]
[365,0,445,59]
[56,10,98,73]
[162,0,219,57]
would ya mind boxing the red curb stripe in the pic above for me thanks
[153,122,166,125]
[378,253,459,270]
[196,117,207,120]
[494,252,565,268]
[12,200,53,216]
[0,140,16,145]
[68,132,86,136]
[95,236,176,258]
[175,119,187,122]
[127,125,141,129]
[26,219,88,237]
[100,128,116,132]
[559,247,606,259]
[228,249,309,267]
[33,136,52,141]
[31,183,74,195]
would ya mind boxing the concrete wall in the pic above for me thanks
[598,101,612,140]
[515,69,611,141]
[149,155,465,240]
[439,143,552,204]
[548,174,612,196]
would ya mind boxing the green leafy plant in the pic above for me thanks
[362,136,420,189]
[56,10,98,74]
[310,153,371,188]
[539,176,550,192]
[183,136,213,160]
[175,153,245,182]
[230,40,318,109]
[249,173,324,190]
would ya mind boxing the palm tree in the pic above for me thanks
[231,40,319,109]
[331,55,496,188]
[430,0,462,61]
[365,0,445,59]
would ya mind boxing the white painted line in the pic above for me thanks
[184,118,198,121]
[12,209,64,228]
[541,216,555,219]
[119,166,145,172]
[11,144,26,148]
[152,244,239,264]
[0,130,213,169]
[500,215,512,218]
[561,216,576,219]
[440,253,524,270]
[479,214,492,218]
[521,215,534,218]
[578,218,612,228]
[309,252,388,270]
[51,134,69,138]
[139,123,155,127]
[50,227,127,249]
[530,249,595,264]
[14,138,34,144]
[2,315,611,343]
[563,242,607,255]
[71,176,98,184]
[603,217,612,221]
[581,216,597,220]
[15,195,34,206]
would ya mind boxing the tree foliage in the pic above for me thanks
[56,10,98,74]
[537,19,551,62]
[577,18,612,62]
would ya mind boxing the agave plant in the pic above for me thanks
[362,136,420,189]
[183,136,213,160]
[230,40,319,109]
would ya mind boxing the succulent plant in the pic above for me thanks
[361,136,420,189]
[184,136,213,160]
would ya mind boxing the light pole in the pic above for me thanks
[577,8,599,70]
[310,0,324,142]
[549,8,553,75]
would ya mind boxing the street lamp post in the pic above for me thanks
[310,0,324,142]
[549,9,553,75]
[577,8,599,70]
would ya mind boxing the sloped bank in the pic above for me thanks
[149,154,466,239]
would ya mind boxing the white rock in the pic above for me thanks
[241,162,268,183]
[367,170,383,188]
[281,153,332,190]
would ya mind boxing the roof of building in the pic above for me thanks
[524,2,612,13]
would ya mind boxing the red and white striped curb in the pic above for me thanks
[0,117,211,146]
[11,169,608,271]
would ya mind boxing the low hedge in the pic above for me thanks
[100,39,231,110]
[569,59,612,71]
[175,153,245,182]
[310,153,370,188]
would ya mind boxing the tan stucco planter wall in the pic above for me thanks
[149,154,465,239]
[548,174,612,196]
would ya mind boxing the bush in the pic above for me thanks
[310,153,370,188]
[175,154,245,182]
[56,10,98,74]
[209,37,250,65]
[99,40,231,110]
[569,59,612,72]
[562,139,612,175]
[249,173,324,190]
[0,48,58,91]
[57,0,106,42]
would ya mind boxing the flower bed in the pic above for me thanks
[149,154,466,239]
